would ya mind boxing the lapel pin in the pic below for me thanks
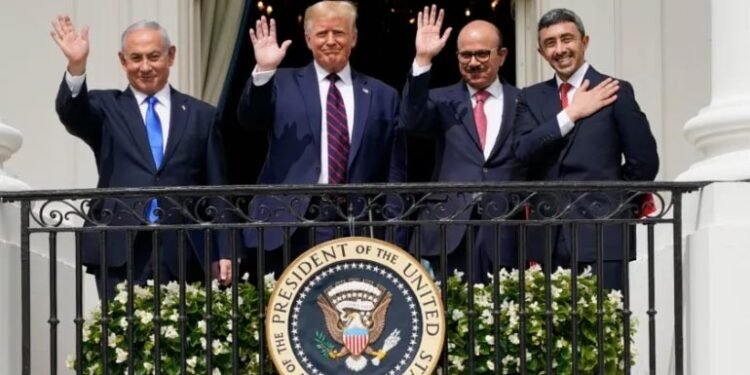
[181,104,186,111]
[362,88,369,94]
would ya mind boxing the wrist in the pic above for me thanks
[255,63,277,73]
[67,61,86,76]
[414,54,433,67]
[564,107,580,123]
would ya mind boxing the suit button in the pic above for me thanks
[483,168,489,173]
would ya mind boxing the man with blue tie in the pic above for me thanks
[400,5,525,283]
[51,16,232,299]
[236,1,406,275]
[513,9,659,290]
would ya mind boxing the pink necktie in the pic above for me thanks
[473,90,490,150]
[560,82,573,109]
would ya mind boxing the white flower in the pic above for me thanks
[452,269,465,281]
[241,272,250,282]
[115,347,128,363]
[187,356,198,368]
[264,272,277,289]
[143,362,153,372]
[486,359,495,371]
[137,311,153,325]
[198,320,206,334]
[509,333,520,345]
[212,339,224,355]
[162,325,178,339]
[451,309,464,321]
[108,333,117,348]
[119,317,128,329]
[114,290,128,305]
[212,368,222,375]
[485,335,494,345]
[65,355,75,369]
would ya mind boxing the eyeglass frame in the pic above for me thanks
[456,47,505,63]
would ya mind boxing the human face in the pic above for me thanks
[118,28,175,95]
[537,21,588,81]
[457,25,506,90]
[305,15,357,73]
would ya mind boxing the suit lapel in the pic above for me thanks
[296,63,322,150]
[119,88,156,171]
[161,87,189,170]
[448,83,483,151]
[487,82,516,159]
[349,70,370,168]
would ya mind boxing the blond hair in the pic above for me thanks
[303,1,358,34]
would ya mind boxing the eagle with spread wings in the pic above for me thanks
[317,287,397,372]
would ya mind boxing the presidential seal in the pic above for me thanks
[266,237,445,375]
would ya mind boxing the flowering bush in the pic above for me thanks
[70,267,634,374]
[444,266,636,374]
[67,275,275,375]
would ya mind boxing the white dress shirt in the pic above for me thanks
[65,72,172,152]
[555,62,590,137]
[412,60,504,160]
[252,63,355,183]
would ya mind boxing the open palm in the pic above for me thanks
[50,15,89,65]
[250,16,291,71]
[415,5,452,59]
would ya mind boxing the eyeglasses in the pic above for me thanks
[456,49,496,63]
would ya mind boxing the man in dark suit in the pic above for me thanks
[51,16,231,299]
[400,6,525,283]
[513,8,659,290]
[236,1,405,275]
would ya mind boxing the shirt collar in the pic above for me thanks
[131,84,171,107]
[555,62,590,89]
[467,77,503,99]
[314,61,352,85]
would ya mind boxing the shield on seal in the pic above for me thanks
[343,326,368,356]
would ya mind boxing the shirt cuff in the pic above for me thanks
[411,60,432,76]
[252,67,276,86]
[557,110,575,136]
[65,71,86,98]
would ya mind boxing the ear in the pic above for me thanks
[118,51,127,70]
[581,35,590,50]
[351,29,357,48]
[305,33,313,51]
[167,45,176,66]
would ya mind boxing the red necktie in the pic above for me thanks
[326,73,349,184]
[560,82,573,109]
[473,90,490,149]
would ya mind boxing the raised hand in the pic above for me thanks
[566,78,620,122]
[415,4,452,66]
[50,15,89,75]
[249,16,292,72]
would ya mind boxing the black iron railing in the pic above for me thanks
[0,181,705,374]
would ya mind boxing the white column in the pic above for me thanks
[0,117,29,191]
[678,0,750,181]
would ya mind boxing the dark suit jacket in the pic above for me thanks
[513,66,659,262]
[400,71,525,267]
[55,78,228,273]
[237,63,406,251]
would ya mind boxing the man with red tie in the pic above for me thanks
[400,5,525,283]
[513,8,659,290]
[236,1,406,276]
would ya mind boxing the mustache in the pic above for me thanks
[465,65,487,73]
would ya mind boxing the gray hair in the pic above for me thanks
[537,8,586,38]
[120,20,172,52]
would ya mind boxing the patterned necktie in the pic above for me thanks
[145,96,163,222]
[326,74,349,184]
[560,82,573,109]
[473,90,490,150]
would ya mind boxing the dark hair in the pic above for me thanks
[537,8,586,37]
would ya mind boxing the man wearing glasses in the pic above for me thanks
[400,5,525,283]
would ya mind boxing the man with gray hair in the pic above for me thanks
[512,8,659,290]
[236,1,406,276]
[51,15,231,299]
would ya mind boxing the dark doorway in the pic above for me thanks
[218,0,517,185]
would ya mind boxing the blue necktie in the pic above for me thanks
[145,96,163,222]
[326,74,349,184]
